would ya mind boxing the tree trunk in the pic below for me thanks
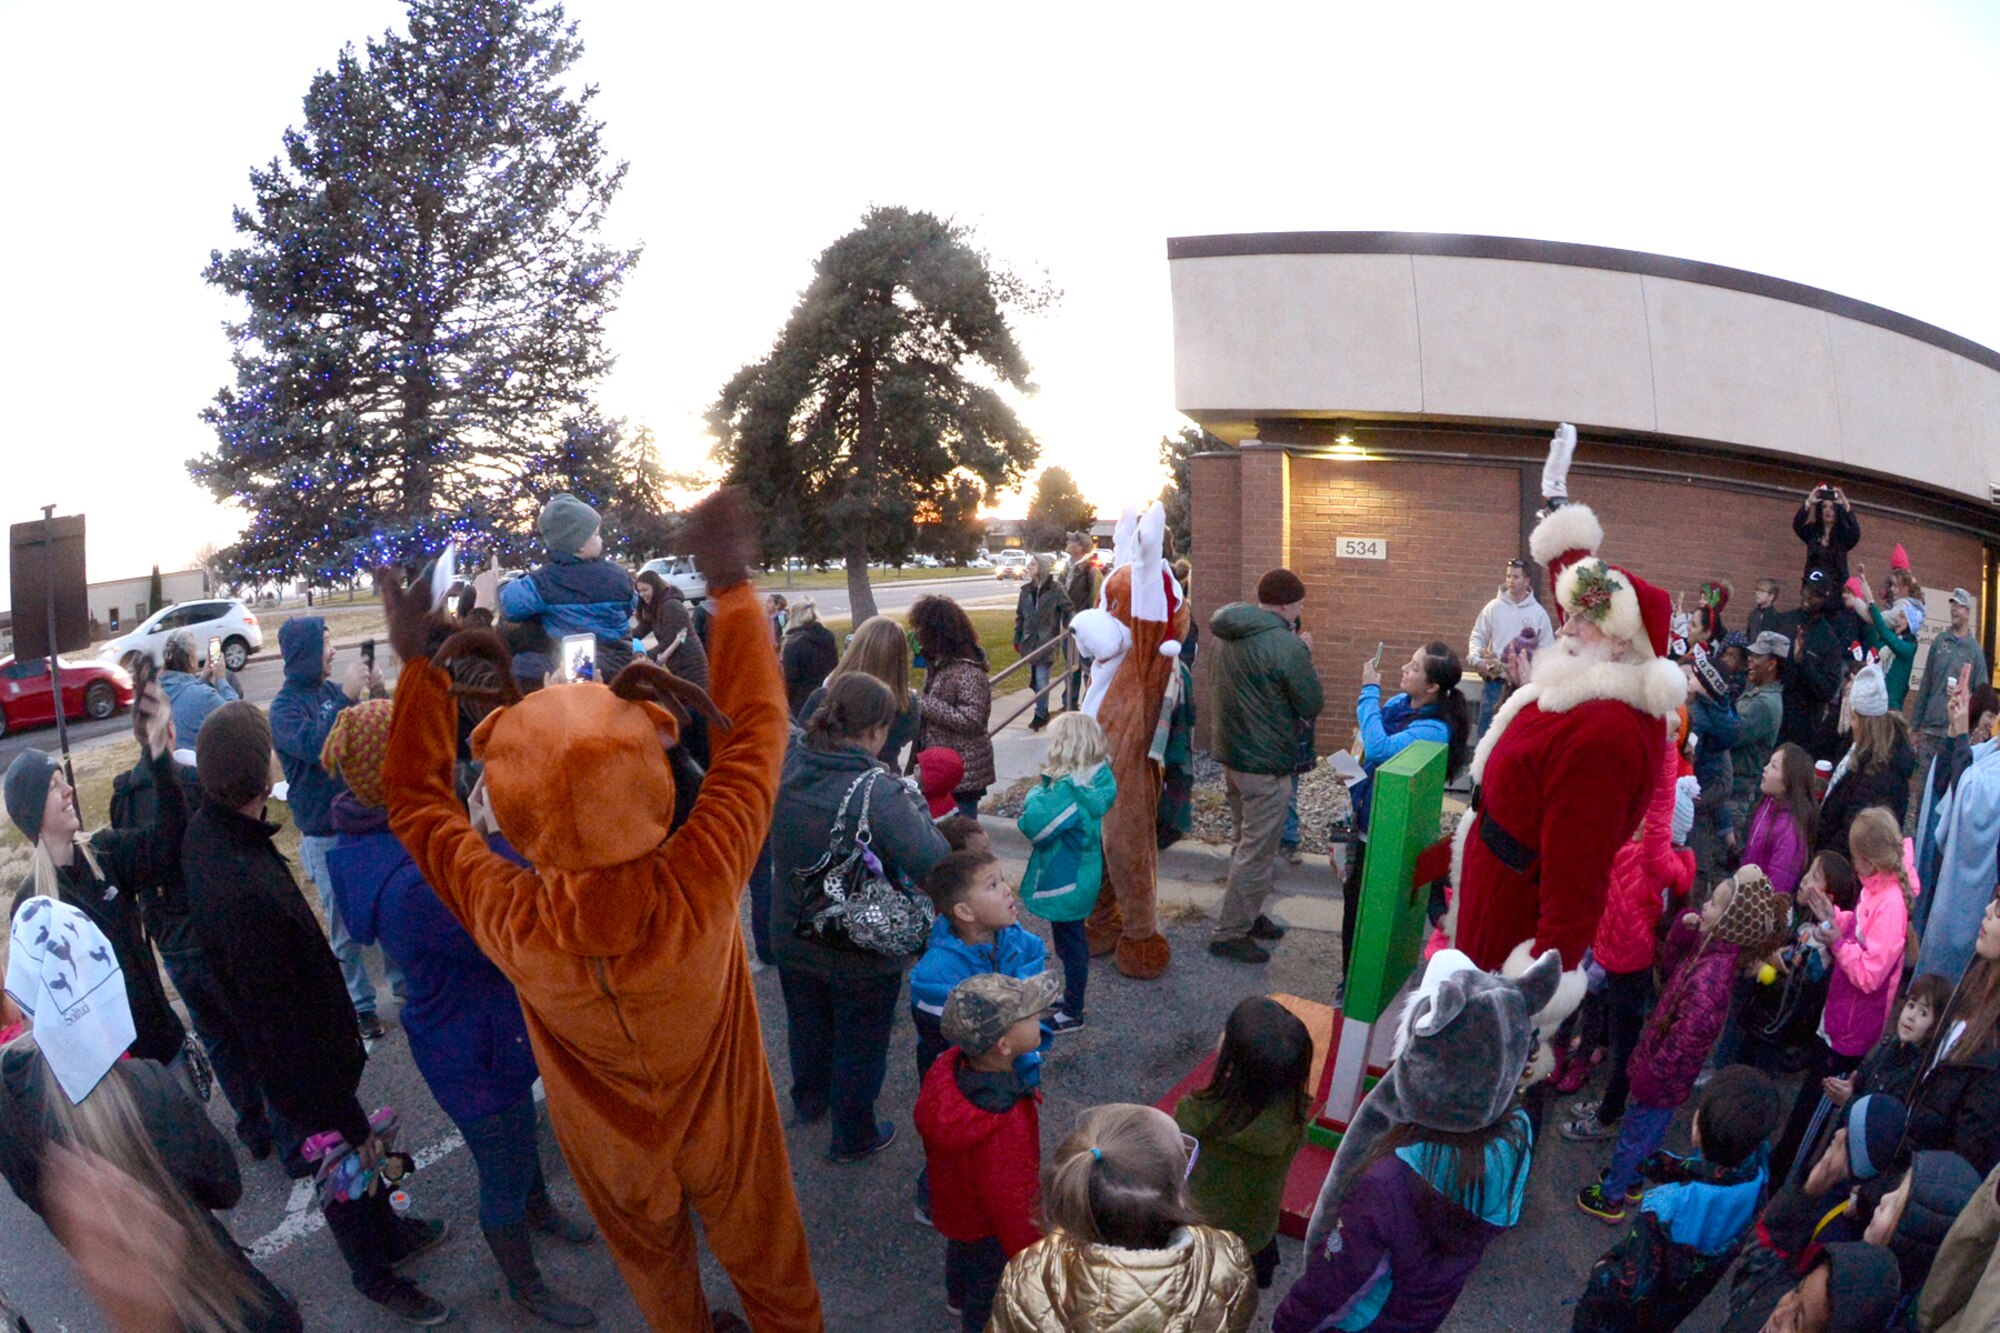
[845,345,881,624]
[845,542,876,626]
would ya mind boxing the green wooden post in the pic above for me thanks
[1342,739,1447,1023]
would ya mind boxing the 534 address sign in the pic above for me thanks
[1337,537,1388,560]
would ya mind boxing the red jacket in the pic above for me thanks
[1592,737,1694,975]
[913,1048,1042,1254]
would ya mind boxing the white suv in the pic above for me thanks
[98,598,264,673]
[638,556,709,603]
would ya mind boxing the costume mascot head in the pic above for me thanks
[1069,502,1191,979]
[1447,424,1687,1081]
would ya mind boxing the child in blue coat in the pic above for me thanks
[497,492,636,675]
[1018,713,1116,1034]
[909,850,1051,1086]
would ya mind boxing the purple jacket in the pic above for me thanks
[1630,919,1741,1110]
[1742,799,1808,898]
[1274,1118,1527,1333]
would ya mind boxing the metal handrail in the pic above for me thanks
[989,629,1074,688]
[985,630,1078,737]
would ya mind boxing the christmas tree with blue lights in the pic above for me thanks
[194,0,637,587]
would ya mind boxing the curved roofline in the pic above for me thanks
[1167,231,2000,375]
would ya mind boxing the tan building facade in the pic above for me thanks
[1174,233,2000,750]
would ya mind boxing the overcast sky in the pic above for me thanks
[3,0,1998,612]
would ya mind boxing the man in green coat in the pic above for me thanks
[1207,568,1323,963]
[1728,632,1788,841]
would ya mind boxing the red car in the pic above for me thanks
[0,654,133,739]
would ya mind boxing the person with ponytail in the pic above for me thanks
[772,671,951,1161]
[3,674,187,1074]
[1771,805,1914,1182]
[989,1103,1256,1331]
[1343,642,1470,981]
[0,897,299,1331]
[1903,892,2000,1174]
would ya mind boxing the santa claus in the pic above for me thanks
[1449,425,1686,1028]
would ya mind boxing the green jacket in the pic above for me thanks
[1207,604,1323,775]
[1017,762,1118,922]
[1914,630,1990,735]
[1014,577,1070,653]
[1732,681,1785,788]
[1865,603,1917,709]
[1175,1093,1308,1252]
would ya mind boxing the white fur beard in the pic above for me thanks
[1530,633,1619,685]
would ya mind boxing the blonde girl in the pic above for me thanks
[989,1104,1256,1331]
[1018,713,1116,1032]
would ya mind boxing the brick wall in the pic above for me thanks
[1186,427,1993,754]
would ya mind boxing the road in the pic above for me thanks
[0,575,1020,769]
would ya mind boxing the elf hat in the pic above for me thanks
[1891,542,1911,572]
[1531,505,1674,659]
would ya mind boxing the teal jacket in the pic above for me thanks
[1865,603,1917,709]
[1208,604,1323,775]
[1018,763,1118,922]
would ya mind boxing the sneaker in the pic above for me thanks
[366,1278,451,1326]
[829,1121,896,1163]
[1559,1112,1620,1143]
[356,1010,386,1042]
[1575,1182,1628,1224]
[1048,1009,1086,1035]
[945,1298,964,1317]
[1281,844,1303,866]
[1248,914,1288,941]
[1029,714,1050,731]
[1600,1169,1643,1206]
[913,1199,934,1228]
[1569,1098,1602,1120]
[1553,1055,1590,1095]
[1208,937,1271,964]
[392,1217,450,1266]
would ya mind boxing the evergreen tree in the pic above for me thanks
[710,207,1051,623]
[193,0,638,585]
[603,425,688,565]
[147,565,164,614]
[1023,466,1097,552]
[1158,425,1225,557]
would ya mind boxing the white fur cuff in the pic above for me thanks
[1530,504,1603,568]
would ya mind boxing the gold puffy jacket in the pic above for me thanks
[987,1226,1257,1332]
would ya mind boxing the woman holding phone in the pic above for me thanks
[1341,643,1471,985]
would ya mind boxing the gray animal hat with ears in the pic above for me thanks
[1305,947,1562,1251]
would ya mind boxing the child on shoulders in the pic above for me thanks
[497,493,636,676]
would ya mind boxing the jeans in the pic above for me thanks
[456,1094,546,1230]
[748,838,776,964]
[160,947,271,1146]
[1281,774,1301,848]
[1595,969,1656,1125]
[945,1236,1007,1332]
[324,1179,412,1297]
[779,967,905,1156]
[1215,768,1289,943]
[1064,656,1089,712]
[1771,1041,1862,1185]
[1477,677,1506,738]
[298,833,407,1012]
[1029,660,1052,723]
[1339,837,1368,983]
[1049,918,1090,1018]
[1603,1104,1676,1199]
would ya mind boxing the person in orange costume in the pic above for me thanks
[377,491,823,1333]
[1073,504,1191,980]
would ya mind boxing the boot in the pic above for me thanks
[483,1223,595,1327]
[526,1186,597,1245]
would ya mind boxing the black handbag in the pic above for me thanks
[792,769,935,957]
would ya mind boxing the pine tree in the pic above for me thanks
[710,207,1051,623]
[1023,466,1098,553]
[147,565,164,614]
[193,0,638,585]
[1158,426,1224,557]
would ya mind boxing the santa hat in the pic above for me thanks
[1530,505,1674,659]
[1891,542,1911,572]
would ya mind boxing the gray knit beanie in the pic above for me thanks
[538,493,602,556]
[3,749,59,843]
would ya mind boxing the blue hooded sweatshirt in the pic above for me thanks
[498,549,635,649]
[326,796,538,1123]
[908,916,1048,1086]
[269,617,352,836]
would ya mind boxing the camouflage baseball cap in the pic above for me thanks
[941,971,1062,1055]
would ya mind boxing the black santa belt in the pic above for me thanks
[1477,810,1538,876]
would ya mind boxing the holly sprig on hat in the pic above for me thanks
[1570,562,1625,622]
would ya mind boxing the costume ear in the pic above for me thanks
[1511,947,1565,1017]
[469,704,510,760]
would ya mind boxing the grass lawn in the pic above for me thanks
[760,566,989,591]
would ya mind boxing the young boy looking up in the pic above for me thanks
[1571,1065,1781,1331]
[909,850,1049,1085]
[914,970,1056,1333]
[498,492,637,676]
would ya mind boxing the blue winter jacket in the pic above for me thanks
[269,618,352,836]
[498,551,635,649]
[325,796,538,1123]
[908,917,1048,1085]
[159,669,239,747]
[1353,687,1449,831]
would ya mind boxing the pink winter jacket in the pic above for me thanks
[1821,871,1909,1057]
[1593,735,1693,976]
[1742,799,1809,898]
[1630,917,1740,1109]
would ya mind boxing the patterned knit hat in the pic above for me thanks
[321,699,395,809]
[1713,865,1788,951]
